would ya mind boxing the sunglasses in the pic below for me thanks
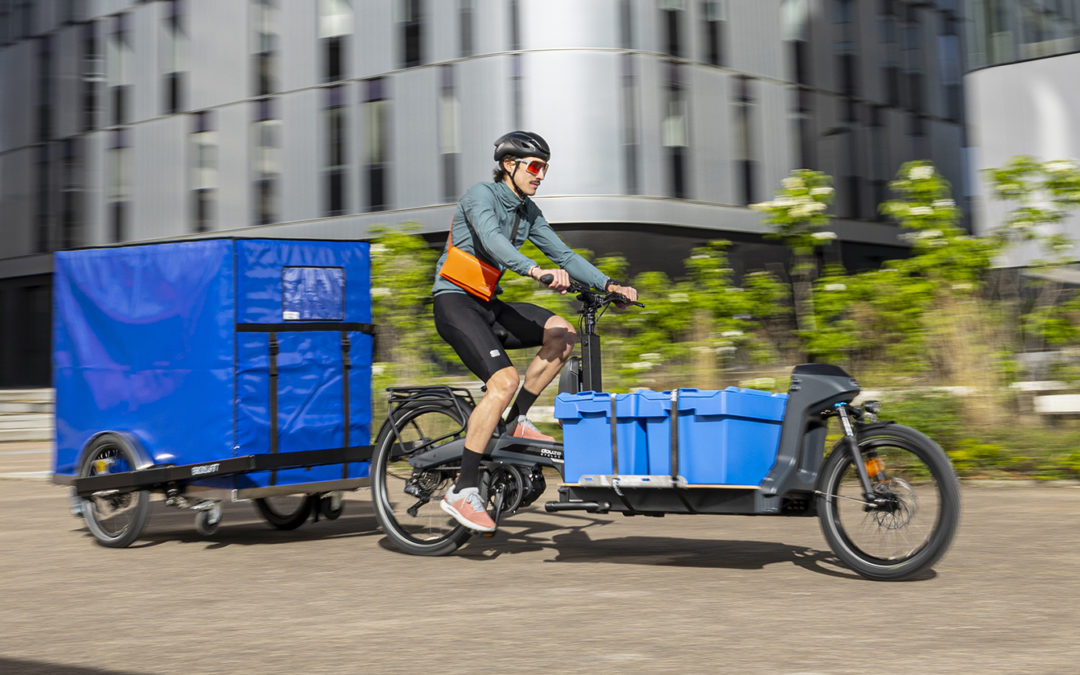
[519,159,549,176]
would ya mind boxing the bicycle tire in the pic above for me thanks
[78,433,152,548]
[371,397,474,556]
[817,423,960,581]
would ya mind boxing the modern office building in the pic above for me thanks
[963,0,1080,267]
[0,0,967,387]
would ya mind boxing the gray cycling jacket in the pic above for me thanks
[431,180,609,297]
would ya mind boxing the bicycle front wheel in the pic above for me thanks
[817,424,960,581]
[371,398,474,556]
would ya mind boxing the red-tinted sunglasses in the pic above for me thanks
[520,159,549,176]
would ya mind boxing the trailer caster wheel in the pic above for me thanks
[194,503,222,536]
[319,492,344,520]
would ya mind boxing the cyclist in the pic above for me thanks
[434,130,637,532]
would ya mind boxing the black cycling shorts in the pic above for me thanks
[433,292,554,382]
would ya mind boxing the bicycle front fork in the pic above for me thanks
[835,404,879,504]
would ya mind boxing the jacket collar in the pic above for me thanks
[493,179,529,212]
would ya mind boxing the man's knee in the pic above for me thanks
[485,367,520,403]
[544,316,576,357]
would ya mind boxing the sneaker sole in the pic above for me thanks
[440,498,497,533]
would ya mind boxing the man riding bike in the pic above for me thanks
[433,130,638,532]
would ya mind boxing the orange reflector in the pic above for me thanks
[865,457,885,478]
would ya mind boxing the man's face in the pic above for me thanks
[505,156,549,196]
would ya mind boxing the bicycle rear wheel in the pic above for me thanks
[817,423,960,581]
[371,397,474,556]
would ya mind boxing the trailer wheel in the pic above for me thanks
[78,433,152,548]
[254,495,312,530]
[194,504,222,536]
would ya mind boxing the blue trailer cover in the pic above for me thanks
[53,239,372,488]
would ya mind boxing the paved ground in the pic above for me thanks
[2,443,1079,674]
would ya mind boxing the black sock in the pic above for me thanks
[506,388,540,425]
[455,449,484,491]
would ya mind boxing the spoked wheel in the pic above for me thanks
[371,397,474,556]
[78,433,152,548]
[254,495,313,530]
[818,424,960,581]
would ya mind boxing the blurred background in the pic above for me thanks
[3,1,1080,478]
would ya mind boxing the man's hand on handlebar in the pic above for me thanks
[606,281,638,304]
[530,267,571,294]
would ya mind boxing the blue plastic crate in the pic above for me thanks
[553,392,647,483]
[637,388,788,485]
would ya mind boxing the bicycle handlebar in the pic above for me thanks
[537,274,643,308]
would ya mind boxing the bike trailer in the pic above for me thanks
[555,387,788,486]
[52,238,373,497]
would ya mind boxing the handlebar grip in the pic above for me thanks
[539,274,554,284]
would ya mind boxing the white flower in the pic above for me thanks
[372,287,391,297]
[910,165,934,180]
[372,364,387,375]
[669,292,690,303]
[810,186,834,196]
[916,229,943,239]
[721,330,743,337]
[371,244,388,254]
[812,231,837,241]
[932,199,955,209]
[630,361,655,371]
[783,176,806,189]
[717,345,737,354]
[952,283,973,291]
[910,206,932,216]
[1045,160,1076,173]
[640,352,661,361]
[824,283,847,292]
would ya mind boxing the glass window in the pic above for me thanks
[37,35,51,142]
[107,14,131,126]
[364,78,389,211]
[191,111,216,232]
[661,0,685,57]
[325,86,347,216]
[320,0,351,81]
[161,0,185,114]
[35,144,51,253]
[108,129,130,242]
[82,21,102,131]
[401,0,423,68]
[60,137,83,249]
[663,62,688,199]
[253,99,280,225]
[622,54,639,195]
[459,0,473,57]
[253,0,278,96]
[702,0,726,66]
[733,75,755,206]
[439,65,460,202]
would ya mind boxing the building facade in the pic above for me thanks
[963,0,1080,267]
[0,0,967,387]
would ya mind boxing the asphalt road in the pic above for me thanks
[1,444,1079,674]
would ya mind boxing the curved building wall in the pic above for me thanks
[966,50,1080,265]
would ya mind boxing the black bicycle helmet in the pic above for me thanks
[493,131,550,162]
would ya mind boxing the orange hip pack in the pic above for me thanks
[439,212,521,301]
